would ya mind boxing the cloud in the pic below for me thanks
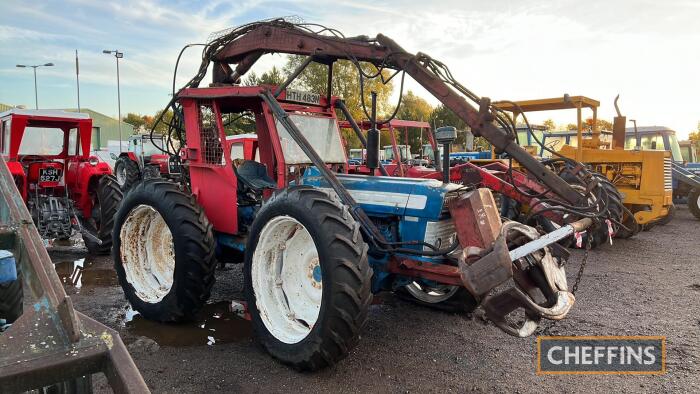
[0,0,698,136]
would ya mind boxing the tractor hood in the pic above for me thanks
[300,168,460,219]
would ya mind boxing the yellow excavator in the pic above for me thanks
[495,95,673,236]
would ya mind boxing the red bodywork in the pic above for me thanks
[339,119,434,176]
[119,148,170,174]
[343,120,566,223]
[0,110,112,218]
[178,86,346,235]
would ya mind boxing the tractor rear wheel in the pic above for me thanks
[689,189,700,220]
[83,175,122,255]
[0,261,22,324]
[244,186,372,371]
[397,282,478,313]
[114,156,141,192]
[113,180,216,322]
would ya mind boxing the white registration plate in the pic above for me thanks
[39,168,61,183]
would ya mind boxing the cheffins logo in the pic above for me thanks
[537,336,666,375]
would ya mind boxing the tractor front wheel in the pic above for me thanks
[244,186,372,371]
[114,156,141,192]
[83,175,122,255]
[397,282,478,313]
[112,180,216,322]
[689,189,700,220]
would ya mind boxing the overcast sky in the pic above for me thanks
[1,0,698,138]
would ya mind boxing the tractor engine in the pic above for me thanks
[25,162,73,240]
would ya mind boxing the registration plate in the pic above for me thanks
[285,89,321,105]
[39,167,61,183]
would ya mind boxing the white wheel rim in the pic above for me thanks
[405,282,459,303]
[251,216,322,344]
[116,164,126,185]
[119,205,175,303]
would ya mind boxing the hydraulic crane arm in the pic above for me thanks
[207,21,582,204]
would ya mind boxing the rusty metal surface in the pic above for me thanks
[448,188,502,250]
[0,156,149,393]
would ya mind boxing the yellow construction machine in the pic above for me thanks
[495,95,673,236]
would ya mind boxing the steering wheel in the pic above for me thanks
[19,155,49,164]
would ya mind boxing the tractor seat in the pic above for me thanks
[233,160,277,191]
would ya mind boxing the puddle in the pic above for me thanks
[53,258,119,292]
[123,301,252,347]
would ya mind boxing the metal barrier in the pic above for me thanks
[0,156,149,393]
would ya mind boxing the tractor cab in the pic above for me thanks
[679,140,698,164]
[623,126,684,162]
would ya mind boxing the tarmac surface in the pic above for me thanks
[51,205,699,393]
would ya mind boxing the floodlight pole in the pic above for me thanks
[16,63,54,109]
[104,50,124,152]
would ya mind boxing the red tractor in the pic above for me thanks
[113,133,180,191]
[0,109,122,254]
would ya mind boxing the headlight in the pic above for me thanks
[88,156,99,166]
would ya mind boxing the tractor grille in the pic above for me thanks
[664,158,673,190]
[423,219,456,251]
[199,104,224,165]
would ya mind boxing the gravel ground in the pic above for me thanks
[51,205,699,393]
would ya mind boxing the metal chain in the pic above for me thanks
[539,232,592,335]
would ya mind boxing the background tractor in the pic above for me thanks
[113,133,181,191]
[622,126,700,220]
[112,20,616,371]
[0,109,121,254]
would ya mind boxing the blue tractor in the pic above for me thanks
[624,126,700,220]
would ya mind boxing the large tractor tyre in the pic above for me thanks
[545,172,623,248]
[244,186,372,371]
[83,175,122,255]
[689,189,700,220]
[114,156,141,192]
[615,213,641,239]
[589,173,624,246]
[396,283,478,313]
[0,262,22,324]
[657,204,676,226]
[112,180,216,322]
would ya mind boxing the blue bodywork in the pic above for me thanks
[300,168,460,292]
[0,250,17,285]
[450,151,491,161]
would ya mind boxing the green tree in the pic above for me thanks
[395,90,433,154]
[688,122,700,149]
[543,118,556,131]
[146,110,173,134]
[428,104,487,151]
[123,113,149,130]
[283,56,395,150]
[244,66,285,86]
[567,118,613,132]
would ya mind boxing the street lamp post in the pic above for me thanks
[103,50,124,152]
[15,63,54,109]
